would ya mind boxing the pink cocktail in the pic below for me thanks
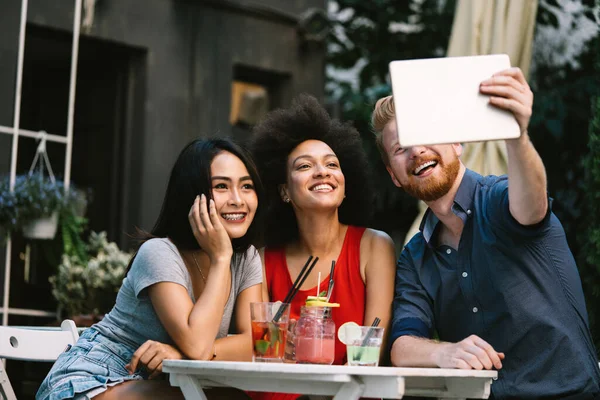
[294,336,335,364]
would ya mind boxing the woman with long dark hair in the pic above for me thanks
[37,138,264,399]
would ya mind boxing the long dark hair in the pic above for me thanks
[128,138,264,271]
[250,94,372,247]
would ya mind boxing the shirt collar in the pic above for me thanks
[419,169,480,244]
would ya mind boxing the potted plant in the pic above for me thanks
[0,186,17,242]
[49,231,131,324]
[0,173,80,240]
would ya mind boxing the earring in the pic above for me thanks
[283,196,290,203]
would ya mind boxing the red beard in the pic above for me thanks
[402,155,460,201]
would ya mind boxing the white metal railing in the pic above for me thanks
[0,0,83,324]
[0,126,68,144]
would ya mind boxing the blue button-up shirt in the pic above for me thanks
[391,169,600,399]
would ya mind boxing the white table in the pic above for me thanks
[163,360,497,400]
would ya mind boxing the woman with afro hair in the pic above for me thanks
[249,94,395,400]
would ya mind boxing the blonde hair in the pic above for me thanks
[371,96,395,166]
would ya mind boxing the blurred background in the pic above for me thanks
[0,0,598,397]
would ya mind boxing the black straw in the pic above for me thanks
[283,255,313,305]
[356,317,381,359]
[362,317,381,346]
[286,256,319,304]
[273,256,319,322]
[326,260,335,300]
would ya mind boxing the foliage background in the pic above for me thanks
[50,231,131,317]
[325,0,600,354]
[581,33,600,355]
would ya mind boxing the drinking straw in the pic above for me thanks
[273,256,319,322]
[326,260,335,300]
[324,281,335,318]
[356,317,381,359]
[317,272,321,297]
[326,281,335,303]
[282,255,313,304]
[272,255,312,322]
[286,256,318,302]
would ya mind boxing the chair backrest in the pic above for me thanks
[0,319,79,362]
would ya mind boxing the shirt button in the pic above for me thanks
[467,209,472,215]
[462,272,468,278]
[472,307,478,313]
[446,249,452,254]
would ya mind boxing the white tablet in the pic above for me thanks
[388,54,520,147]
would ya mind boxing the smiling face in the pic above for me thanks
[210,151,258,238]
[382,120,462,202]
[282,140,345,211]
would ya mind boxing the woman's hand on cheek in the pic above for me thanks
[188,194,233,264]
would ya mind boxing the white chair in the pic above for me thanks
[0,319,79,400]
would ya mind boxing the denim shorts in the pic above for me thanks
[36,328,145,400]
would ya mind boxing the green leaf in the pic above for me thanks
[255,340,270,355]
[268,323,280,345]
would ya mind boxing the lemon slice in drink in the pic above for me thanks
[337,321,361,345]
[305,300,340,307]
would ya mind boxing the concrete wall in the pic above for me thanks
[0,0,326,240]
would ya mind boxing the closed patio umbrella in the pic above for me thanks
[404,0,538,244]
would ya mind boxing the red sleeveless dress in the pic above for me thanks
[248,226,366,400]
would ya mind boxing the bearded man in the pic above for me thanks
[372,67,600,399]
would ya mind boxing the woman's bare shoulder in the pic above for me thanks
[361,228,394,247]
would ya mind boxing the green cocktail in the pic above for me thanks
[341,325,384,367]
[347,345,380,366]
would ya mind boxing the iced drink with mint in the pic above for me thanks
[347,344,380,366]
[340,323,384,367]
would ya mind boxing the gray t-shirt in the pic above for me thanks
[93,238,262,349]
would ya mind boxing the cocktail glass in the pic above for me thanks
[344,325,384,367]
[250,302,290,362]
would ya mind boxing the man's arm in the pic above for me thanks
[391,334,504,370]
[480,68,548,225]
[505,132,548,225]
[391,248,504,370]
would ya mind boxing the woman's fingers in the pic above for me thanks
[208,198,229,236]
[143,351,163,374]
[138,342,161,368]
[188,196,203,236]
[127,340,152,373]
[127,341,173,378]
[149,363,164,380]
[208,198,221,227]
[198,194,214,232]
